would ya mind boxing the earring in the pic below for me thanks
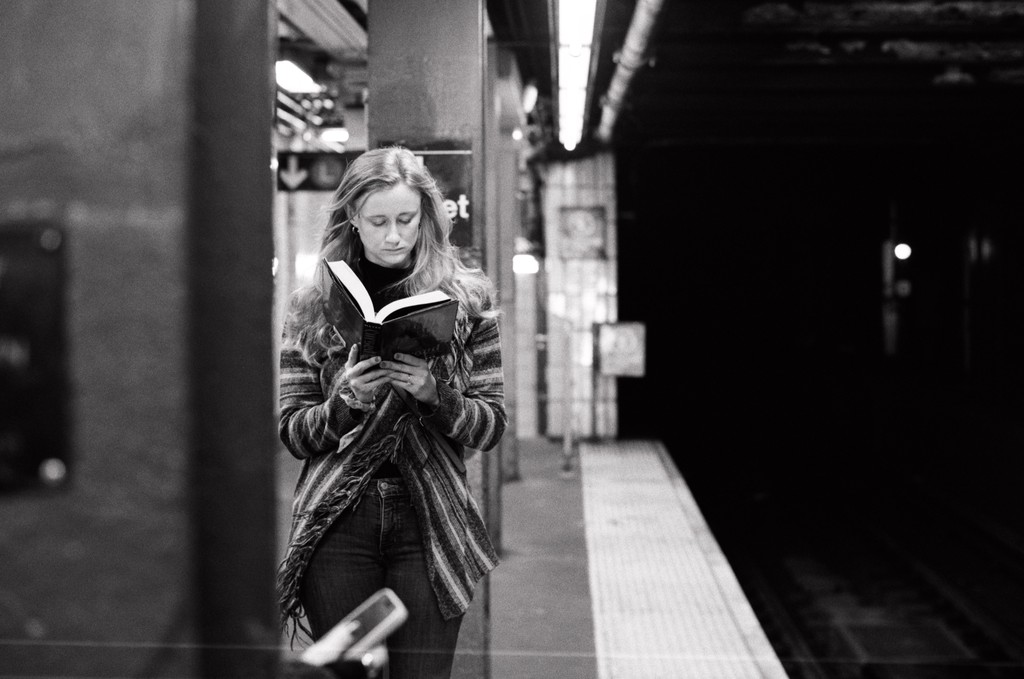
[351,225,359,233]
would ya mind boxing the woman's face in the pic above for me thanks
[354,182,422,268]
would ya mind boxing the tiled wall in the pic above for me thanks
[541,152,619,440]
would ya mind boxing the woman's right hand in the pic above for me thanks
[343,344,385,404]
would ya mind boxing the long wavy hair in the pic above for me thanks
[286,146,498,366]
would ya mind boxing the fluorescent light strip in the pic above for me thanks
[276,60,322,94]
[320,127,350,143]
[557,0,597,150]
[559,0,596,48]
[559,46,591,90]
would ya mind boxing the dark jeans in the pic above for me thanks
[300,477,464,679]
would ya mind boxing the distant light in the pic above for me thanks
[39,458,67,485]
[513,253,540,274]
[981,237,993,261]
[320,127,350,143]
[933,64,975,87]
[558,53,589,150]
[522,82,539,114]
[276,60,322,94]
[894,243,912,260]
[512,127,523,141]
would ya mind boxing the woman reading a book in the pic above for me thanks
[276,146,507,679]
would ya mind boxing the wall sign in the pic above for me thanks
[396,141,474,250]
[276,151,361,191]
[560,206,606,259]
[596,322,646,377]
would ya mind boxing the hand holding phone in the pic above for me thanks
[337,587,408,662]
[300,588,409,669]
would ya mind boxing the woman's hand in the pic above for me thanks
[381,353,439,407]
[343,344,386,404]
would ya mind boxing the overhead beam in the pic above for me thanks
[277,0,366,60]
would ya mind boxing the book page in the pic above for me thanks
[378,291,452,322]
[326,260,375,320]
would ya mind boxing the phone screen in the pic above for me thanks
[348,593,398,644]
[301,589,407,669]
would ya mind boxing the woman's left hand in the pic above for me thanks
[380,353,439,407]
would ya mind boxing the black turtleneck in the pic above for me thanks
[358,258,409,305]
[358,257,411,309]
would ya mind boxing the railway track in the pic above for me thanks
[709,479,1024,679]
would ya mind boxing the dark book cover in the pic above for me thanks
[321,259,458,361]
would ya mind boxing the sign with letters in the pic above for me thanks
[278,143,475,260]
[394,141,474,250]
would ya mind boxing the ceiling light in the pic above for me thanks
[320,127,350,144]
[522,81,539,114]
[557,0,597,150]
[560,0,597,51]
[513,254,540,274]
[276,60,322,94]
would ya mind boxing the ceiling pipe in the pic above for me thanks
[596,0,665,143]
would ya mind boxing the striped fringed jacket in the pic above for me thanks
[276,290,507,638]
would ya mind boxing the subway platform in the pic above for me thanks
[278,437,789,678]
[491,437,789,679]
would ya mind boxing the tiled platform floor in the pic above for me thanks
[578,439,788,679]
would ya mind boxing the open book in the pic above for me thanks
[321,258,459,360]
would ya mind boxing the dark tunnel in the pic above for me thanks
[616,142,1024,536]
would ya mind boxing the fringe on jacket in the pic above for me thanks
[276,298,507,643]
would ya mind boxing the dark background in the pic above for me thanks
[615,141,1024,535]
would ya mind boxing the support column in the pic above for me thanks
[367,3,493,678]
[0,1,278,677]
[191,2,279,676]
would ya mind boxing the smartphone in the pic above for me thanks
[334,588,409,662]
[300,588,409,669]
